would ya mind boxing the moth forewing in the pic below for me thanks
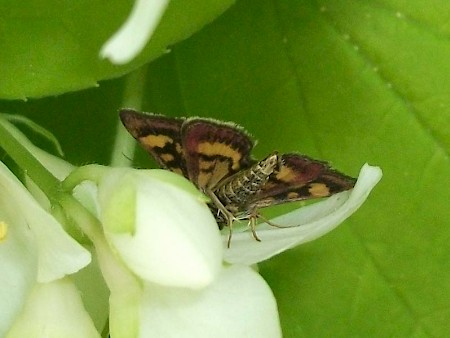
[119,109,188,176]
[247,154,356,207]
[181,118,255,190]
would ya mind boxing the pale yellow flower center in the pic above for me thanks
[0,221,8,242]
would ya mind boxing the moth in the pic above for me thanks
[120,109,356,245]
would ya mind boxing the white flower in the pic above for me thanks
[138,265,281,338]
[86,167,282,337]
[5,278,100,338]
[97,167,222,289]
[0,163,91,282]
[0,161,91,336]
[0,118,100,336]
[100,0,170,64]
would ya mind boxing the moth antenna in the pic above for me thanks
[121,152,133,162]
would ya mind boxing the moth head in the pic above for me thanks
[260,152,279,176]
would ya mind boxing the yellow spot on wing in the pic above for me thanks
[160,153,175,162]
[198,142,242,170]
[308,183,330,197]
[276,166,297,182]
[287,192,299,199]
[169,168,184,175]
[140,134,173,148]
[199,160,215,170]
[198,160,231,188]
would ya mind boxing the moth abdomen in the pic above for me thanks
[214,153,279,209]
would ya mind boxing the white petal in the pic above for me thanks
[30,210,91,283]
[0,119,74,180]
[95,236,143,338]
[139,265,282,338]
[100,0,170,64]
[72,181,101,218]
[108,278,142,338]
[0,215,37,337]
[100,169,223,289]
[0,162,91,282]
[71,246,110,334]
[224,164,382,265]
[5,278,100,338]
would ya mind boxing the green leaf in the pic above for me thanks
[146,1,450,336]
[0,0,235,99]
[1,0,450,336]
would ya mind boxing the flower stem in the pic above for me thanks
[110,66,148,167]
[0,119,60,199]
[62,164,109,191]
[58,195,103,240]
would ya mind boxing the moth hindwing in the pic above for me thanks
[120,109,356,243]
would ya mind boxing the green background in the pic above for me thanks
[1,0,449,336]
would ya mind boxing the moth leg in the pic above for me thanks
[226,224,233,248]
[205,189,236,248]
[249,216,262,242]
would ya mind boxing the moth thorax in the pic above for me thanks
[214,153,279,208]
